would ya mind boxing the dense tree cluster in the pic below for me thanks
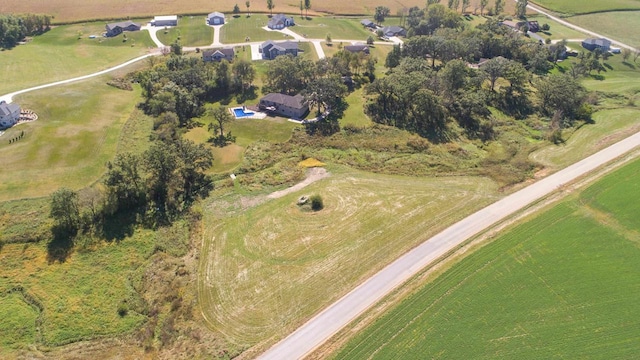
[0,14,51,49]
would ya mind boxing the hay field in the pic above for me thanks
[531,0,640,15]
[333,156,640,359]
[0,0,517,24]
[198,169,500,350]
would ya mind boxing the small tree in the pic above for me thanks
[233,4,241,15]
[326,33,332,45]
[516,0,527,18]
[299,1,304,17]
[480,0,489,15]
[374,6,390,25]
[304,0,311,18]
[494,0,504,14]
[310,194,324,211]
[267,0,275,16]
[621,48,631,62]
[367,35,374,45]
[50,188,81,233]
[208,107,235,146]
[245,0,251,16]
[541,23,550,31]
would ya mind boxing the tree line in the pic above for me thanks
[0,14,52,49]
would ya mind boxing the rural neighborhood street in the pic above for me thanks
[258,131,640,360]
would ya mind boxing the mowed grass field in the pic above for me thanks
[531,0,640,15]
[0,0,517,24]
[0,70,153,202]
[333,156,640,359]
[197,169,500,348]
[568,11,640,47]
[157,15,214,47]
[220,15,281,44]
[290,17,370,40]
[0,22,154,96]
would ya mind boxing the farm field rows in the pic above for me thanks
[0,22,154,96]
[333,155,640,359]
[197,169,501,349]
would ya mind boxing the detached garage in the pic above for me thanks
[208,12,225,25]
[152,15,178,27]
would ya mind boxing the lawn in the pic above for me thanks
[0,22,155,96]
[220,15,280,44]
[333,156,640,359]
[156,15,214,47]
[290,17,371,41]
[197,169,500,348]
[530,0,640,15]
[0,71,152,202]
[525,14,587,41]
[568,11,640,47]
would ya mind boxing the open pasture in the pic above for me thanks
[333,156,640,359]
[198,169,500,346]
[0,73,151,202]
[568,11,640,48]
[531,0,640,15]
[157,15,214,47]
[0,22,154,96]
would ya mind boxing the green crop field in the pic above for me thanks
[0,70,153,202]
[0,22,154,96]
[568,11,640,47]
[197,169,501,347]
[531,0,640,15]
[333,156,640,359]
[156,15,214,47]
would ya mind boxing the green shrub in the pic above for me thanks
[310,195,324,211]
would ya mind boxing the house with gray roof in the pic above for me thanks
[361,19,376,29]
[208,12,225,25]
[259,93,309,119]
[152,15,178,27]
[381,26,406,37]
[105,21,141,37]
[582,38,612,52]
[344,44,370,54]
[0,101,21,129]
[203,48,235,62]
[268,14,295,29]
[260,40,300,60]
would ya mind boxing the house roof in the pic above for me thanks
[154,15,178,21]
[203,48,235,57]
[261,93,306,109]
[208,12,224,18]
[272,13,292,21]
[583,38,611,47]
[0,101,20,117]
[262,40,299,52]
[106,21,140,31]
[361,19,374,26]
[344,44,369,53]
[382,26,405,35]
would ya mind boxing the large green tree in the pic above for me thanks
[374,6,391,25]
[516,0,528,18]
[50,188,81,232]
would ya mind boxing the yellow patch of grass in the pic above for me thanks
[298,158,326,167]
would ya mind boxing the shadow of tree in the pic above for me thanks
[101,210,138,242]
[47,225,76,263]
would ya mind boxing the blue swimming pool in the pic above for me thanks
[233,108,255,118]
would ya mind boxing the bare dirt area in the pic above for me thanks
[267,167,329,199]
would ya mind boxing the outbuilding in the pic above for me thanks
[582,38,612,52]
[208,12,225,25]
[152,15,178,27]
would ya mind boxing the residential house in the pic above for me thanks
[381,26,406,37]
[208,12,225,25]
[0,101,21,128]
[344,44,370,54]
[152,15,178,27]
[105,21,141,37]
[267,14,295,29]
[360,19,376,29]
[259,93,309,119]
[527,20,540,32]
[500,20,520,30]
[260,40,300,60]
[582,38,612,52]
[203,48,235,62]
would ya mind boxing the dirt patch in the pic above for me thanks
[267,167,329,199]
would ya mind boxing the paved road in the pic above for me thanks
[526,1,637,50]
[258,131,640,360]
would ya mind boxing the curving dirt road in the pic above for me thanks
[258,131,640,359]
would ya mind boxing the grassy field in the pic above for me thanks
[157,15,214,47]
[525,14,587,41]
[0,22,154,96]
[220,15,278,43]
[0,70,152,202]
[568,11,640,47]
[197,169,500,348]
[531,0,640,15]
[290,17,370,40]
[333,156,640,359]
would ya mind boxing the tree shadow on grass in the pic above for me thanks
[47,225,75,263]
[622,61,636,69]
[101,209,138,242]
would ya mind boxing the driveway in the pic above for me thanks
[262,26,305,41]
[257,130,640,359]
[210,24,223,46]
[250,43,263,60]
[142,24,166,48]
[311,41,325,59]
